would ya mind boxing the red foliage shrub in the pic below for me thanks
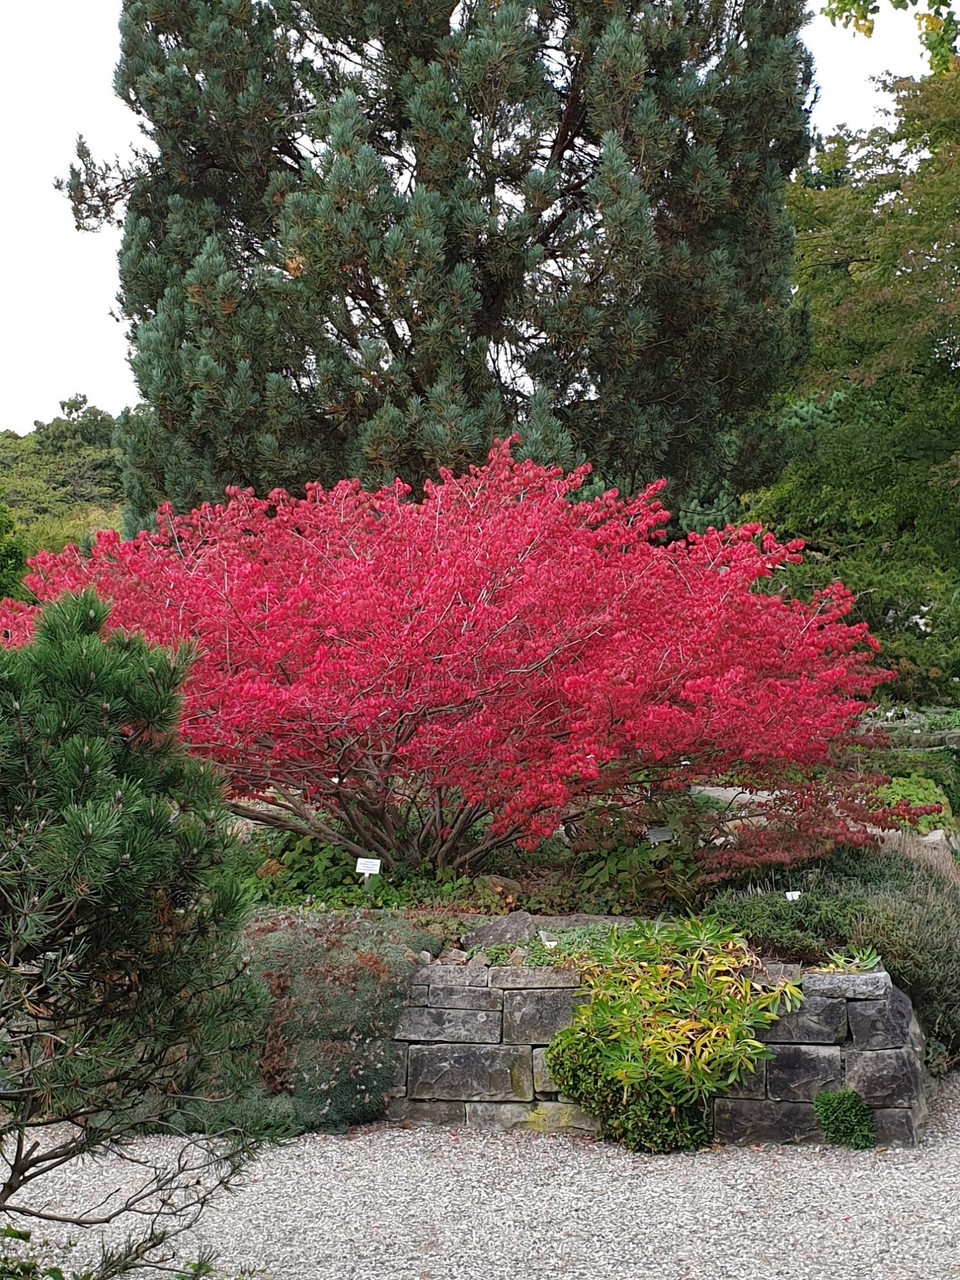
[0,442,891,873]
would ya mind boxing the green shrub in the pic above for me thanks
[867,747,960,813]
[812,1090,876,1149]
[545,918,801,1153]
[234,911,441,1133]
[709,843,960,1069]
[0,592,266,1276]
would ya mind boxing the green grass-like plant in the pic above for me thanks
[812,1090,876,1149]
[545,918,802,1153]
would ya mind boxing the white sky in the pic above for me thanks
[0,1,929,435]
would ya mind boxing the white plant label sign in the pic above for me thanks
[356,857,382,876]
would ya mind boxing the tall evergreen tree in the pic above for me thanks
[68,0,811,522]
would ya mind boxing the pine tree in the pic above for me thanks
[68,0,811,523]
[0,592,268,1276]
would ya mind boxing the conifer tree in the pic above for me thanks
[0,592,267,1276]
[68,0,811,523]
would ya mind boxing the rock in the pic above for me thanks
[394,1006,502,1044]
[532,1047,558,1095]
[405,984,428,1006]
[407,1045,534,1102]
[802,967,892,1000]
[502,988,588,1045]
[717,1062,766,1100]
[766,1044,842,1102]
[417,950,434,965]
[439,948,469,964]
[465,1101,601,1135]
[488,967,581,989]
[759,997,848,1045]
[460,912,631,952]
[466,951,489,967]
[713,1098,821,1144]
[461,912,536,952]
[386,1098,466,1126]
[506,947,528,966]
[847,987,913,1050]
[872,1098,928,1148]
[427,985,503,1012]
[752,962,803,987]
[411,965,489,987]
[844,1046,924,1108]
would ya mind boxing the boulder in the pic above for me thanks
[760,997,848,1045]
[461,912,536,952]
[844,1046,924,1108]
[488,966,581,989]
[502,988,587,1044]
[713,1098,821,1144]
[846,987,913,1050]
[386,1098,466,1126]
[407,1044,534,1102]
[802,967,892,1000]
[394,1006,502,1044]
[427,984,503,1011]
[465,1101,600,1135]
[766,1044,842,1102]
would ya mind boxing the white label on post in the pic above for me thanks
[356,857,382,876]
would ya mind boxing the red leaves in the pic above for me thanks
[0,441,890,871]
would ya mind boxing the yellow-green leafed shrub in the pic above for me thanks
[545,918,802,1153]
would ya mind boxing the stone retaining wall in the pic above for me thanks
[388,961,930,1146]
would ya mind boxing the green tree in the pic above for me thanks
[0,592,268,1278]
[67,0,811,524]
[0,503,25,600]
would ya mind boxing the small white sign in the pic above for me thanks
[784,891,802,902]
[356,857,382,876]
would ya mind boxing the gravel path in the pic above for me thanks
[10,1078,960,1280]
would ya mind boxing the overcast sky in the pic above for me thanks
[0,1,929,435]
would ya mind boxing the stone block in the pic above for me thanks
[465,1101,601,1136]
[405,985,428,1006]
[753,962,803,987]
[717,1062,766,1100]
[847,986,913,1050]
[802,967,891,1000]
[713,1098,821,1144]
[533,1047,558,1094]
[502,988,587,1044]
[407,1044,534,1101]
[759,997,848,1045]
[411,965,489,987]
[386,1044,407,1098]
[872,1098,928,1148]
[394,1006,501,1043]
[461,912,536,952]
[386,1098,466,1126]
[488,967,581,989]
[844,1046,924,1108]
[767,1044,842,1102]
[428,985,503,1011]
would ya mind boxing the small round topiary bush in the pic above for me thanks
[813,1089,876,1149]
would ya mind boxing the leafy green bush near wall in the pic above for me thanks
[545,918,801,1153]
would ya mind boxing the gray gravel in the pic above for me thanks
[11,1077,960,1280]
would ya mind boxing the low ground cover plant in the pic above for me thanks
[544,918,801,1153]
[709,843,960,1070]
